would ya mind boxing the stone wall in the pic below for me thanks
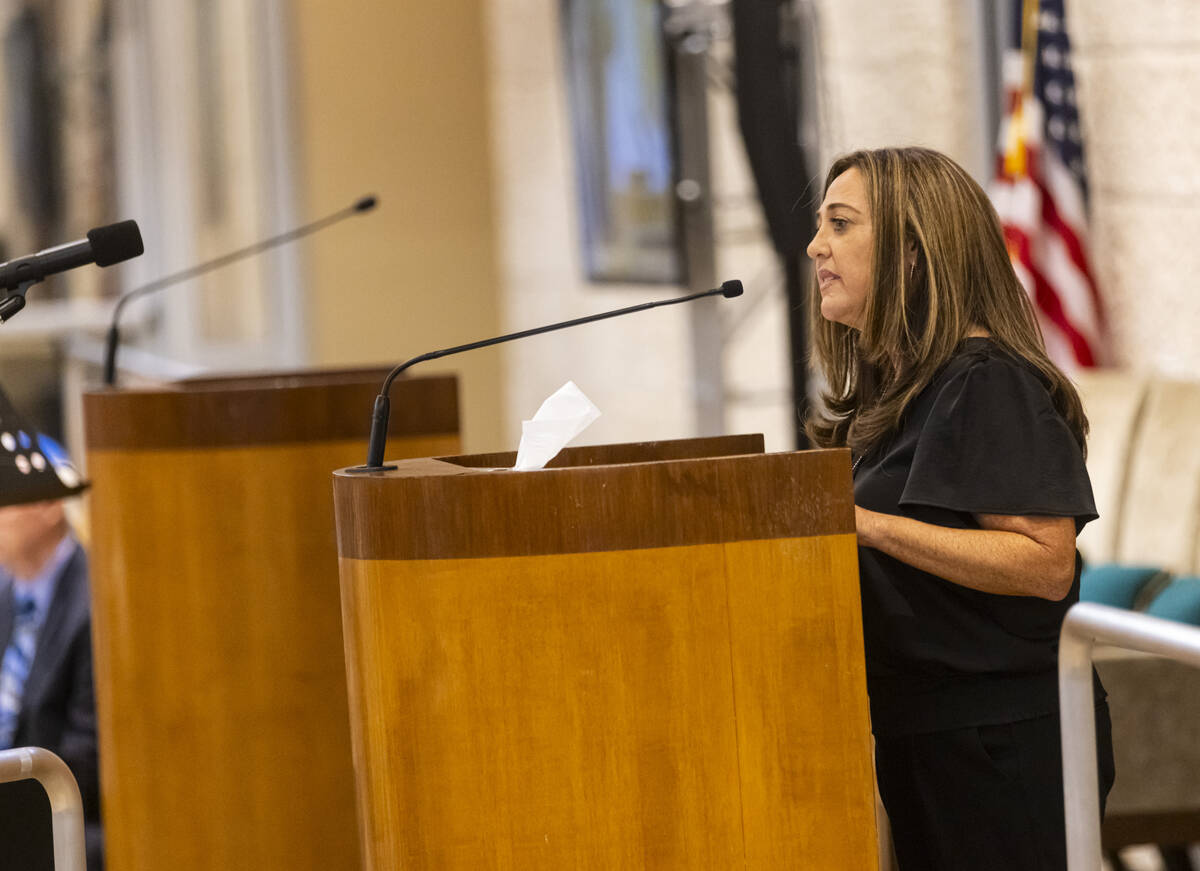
[811,0,989,180]
[1068,0,1200,376]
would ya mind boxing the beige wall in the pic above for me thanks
[289,0,505,452]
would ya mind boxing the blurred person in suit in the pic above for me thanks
[0,430,101,870]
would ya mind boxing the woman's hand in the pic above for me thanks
[854,505,1078,601]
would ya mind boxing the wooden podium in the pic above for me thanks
[83,370,459,871]
[333,436,878,870]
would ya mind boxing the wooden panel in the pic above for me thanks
[439,433,764,469]
[334,448,854,560]
[87,432,458,871]
[724,536,876,868]
[338,535,876,870]
[84,372,457,449]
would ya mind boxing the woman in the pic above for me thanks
[805,147,1114,870]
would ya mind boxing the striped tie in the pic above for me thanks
[0,595,38,750]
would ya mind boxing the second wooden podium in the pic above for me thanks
[333,436,877,870]
[84,370,458,871]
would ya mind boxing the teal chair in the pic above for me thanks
[1144,576,1200,625]
[1080,564,1169,611]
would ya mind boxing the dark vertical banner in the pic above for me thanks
[4,5,63,244]
[730,0,815,445]
[1,0,117,300]
[57,0,118,300]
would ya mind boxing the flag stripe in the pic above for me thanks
[1026,151,1105,318]
[1034,231,1104,345]
[1005,226,1097,366]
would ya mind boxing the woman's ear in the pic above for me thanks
[904,238,919,271]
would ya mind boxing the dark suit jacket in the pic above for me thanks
[0,540,103,870]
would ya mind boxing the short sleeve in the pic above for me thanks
[898,357,1097,528]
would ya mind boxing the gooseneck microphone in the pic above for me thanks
[351,279,745,472]
[102,194,378,386]
[0,220,144,323]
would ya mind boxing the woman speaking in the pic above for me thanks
[805,147,1114,870]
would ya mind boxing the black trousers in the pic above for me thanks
[875,702,1115,871]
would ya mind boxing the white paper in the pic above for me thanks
[513,381,601,471]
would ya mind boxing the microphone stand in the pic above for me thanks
[349,280,744,472]
[103,195,377,386]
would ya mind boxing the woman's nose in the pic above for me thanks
[806,229,824,260]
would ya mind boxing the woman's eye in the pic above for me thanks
[831,218,848,231]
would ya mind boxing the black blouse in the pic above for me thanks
[853,338,1099,736]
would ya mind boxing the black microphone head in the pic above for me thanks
[720,279,744,299]
[354,195,378,212]
[88,221,144,267]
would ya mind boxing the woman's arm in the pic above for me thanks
[854,507,1078,600]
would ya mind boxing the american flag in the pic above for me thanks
[991,0,1106,368]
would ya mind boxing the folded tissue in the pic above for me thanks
[513,381,601,471]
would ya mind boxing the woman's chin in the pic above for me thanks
[820,301,860,329]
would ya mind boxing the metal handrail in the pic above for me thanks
[1059,601,1200,870]
[0,746,87,870]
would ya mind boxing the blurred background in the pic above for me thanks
[1,1,1198,868]
[2,0,1194,462]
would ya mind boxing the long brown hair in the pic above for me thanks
[805,147,1088,456]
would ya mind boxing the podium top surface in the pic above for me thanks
[333,436,855,560]
[84,369,457,450]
